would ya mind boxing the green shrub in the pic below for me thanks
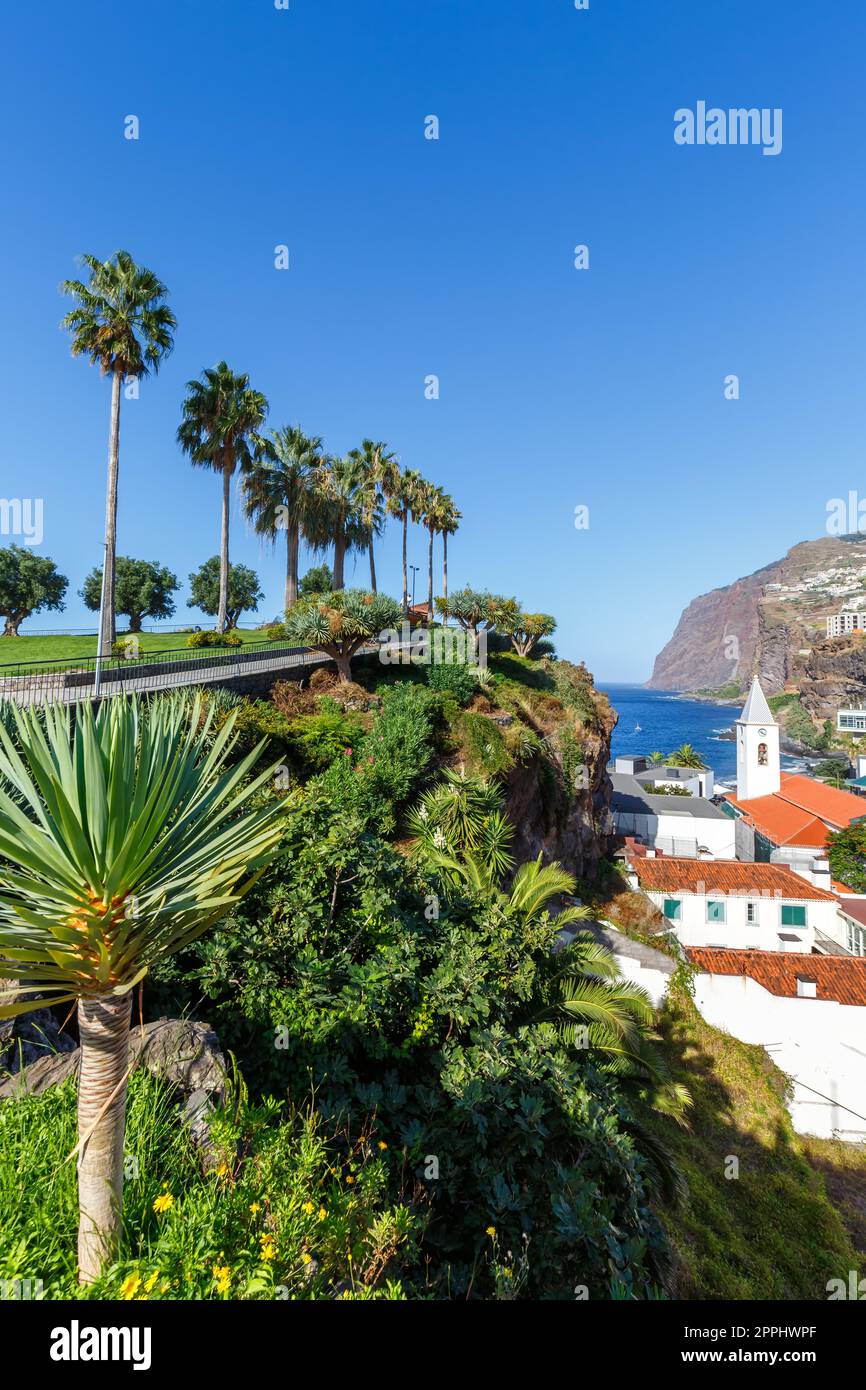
[426,662,477,705]
[459,712,512,776]
[287,710,366,775]
[153,801,670,1300]
[186,629,244,650]
[264,623,288,642]
[0,1070,412,1300]
[316,682,437,832]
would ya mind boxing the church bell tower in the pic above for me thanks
[736,676,781,801]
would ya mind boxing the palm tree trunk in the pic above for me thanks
[369,538,377,593]
[218,458,231,632]
[427,525,434,617]
[286,524,299,612]
[402,514,408,616]
[334,527,345,590]
[77,992,132,1283]
[99,370,123,655]
[443,531,448,603]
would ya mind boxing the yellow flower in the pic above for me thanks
[249,1202,261,1215]
[144,1272,160,1294]
[120,1274,141,1301]
[486,1226,496,1238]
[215,1162,229,1178]
[377,1141,388,1150]
[302,1201,315,1215]
[345,1175,355,1185]
[152,1192,174,1214]
[212,1262,231,1293]
[301,1252,312,1264]
[317,1207,327,1222]
[260,1234,276,1262]
[503,1267,513,1278]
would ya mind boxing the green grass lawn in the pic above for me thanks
[0,629,266,672]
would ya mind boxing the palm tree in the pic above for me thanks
[317,453,366,590]
[178,364,269,631]
[667,743,706,769]
[243,425,324,612]
[438,492,461,603]
[349,441,395,593]
[383,468,415,616]
[0,694,285,1282]
[418,480,446,618]
[61,252,176,655]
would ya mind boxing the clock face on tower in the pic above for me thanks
[758,728,767,737]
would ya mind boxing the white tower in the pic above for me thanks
[736,677,780,801]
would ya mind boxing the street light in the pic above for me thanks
[409,564,420,609]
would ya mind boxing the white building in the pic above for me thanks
[629,857,843,953]
[736,676,780,801]
[826,611,866,638]
[688,948,866,1140]
[610,775,735,858]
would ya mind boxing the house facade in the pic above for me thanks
[687,948,866,1140]
[629,857,843,953]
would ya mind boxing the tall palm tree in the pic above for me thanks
[0,695,285,1282]
[178,364,269,631]
[349,441,395,593]
[243,425,324,612]
[317,453,365,590]
[438,492,461,603]
[61,252,176,655]
[420,482,448,617]
[387,467,423,616]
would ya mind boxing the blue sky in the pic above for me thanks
[2,0,864,679]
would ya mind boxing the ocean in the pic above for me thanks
[599,684,805,787]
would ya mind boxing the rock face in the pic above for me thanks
[648,534,866,692]
[503,675,616,883]
[799,635,866,722]
[0,1017,226,1103]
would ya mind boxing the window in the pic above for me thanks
[746,901,759,924]
[706,900,726,923]
[846,919,866,957]
[758,742,768,766]
[780,904,807,927]
[663,899,681,921]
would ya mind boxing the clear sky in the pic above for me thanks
[2,0,864,679]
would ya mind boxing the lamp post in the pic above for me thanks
[409,564,419,611]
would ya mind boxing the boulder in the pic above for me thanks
[0,1018,228,1165]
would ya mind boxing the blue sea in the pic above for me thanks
[599,685,807,786]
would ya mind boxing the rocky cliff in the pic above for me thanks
[799,633,866,722]
[502,670,616,884]
[648,534,866,693]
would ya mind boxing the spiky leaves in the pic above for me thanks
[0,694,286,1015]
[283,589,402,682]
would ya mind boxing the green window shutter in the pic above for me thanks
[781,904,806,927]
[706,900,726,923]
[663,899,681,921]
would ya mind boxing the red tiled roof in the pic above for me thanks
[778,773,866,823]
[687,947,866,1007]
[725,774,866,848]
[632,857,837,901]
[839,899,866,930]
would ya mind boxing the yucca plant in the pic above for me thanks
[0,694,285,1282]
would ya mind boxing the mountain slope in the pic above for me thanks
[648,535,866,692]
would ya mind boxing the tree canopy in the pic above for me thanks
[284,588,401,681]
[188,557,263,629]
[0,545,68,636]
[80,556,179,632]
[494,600,557,657]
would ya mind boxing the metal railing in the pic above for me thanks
[0,639,370,708]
